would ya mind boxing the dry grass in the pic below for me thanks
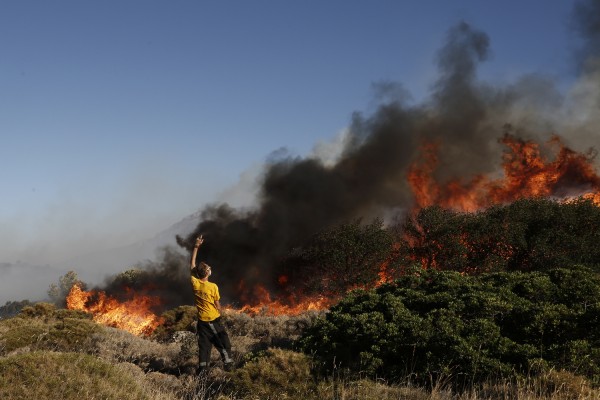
[222,310,322,356]
[229,348,314,398]
[0,351,158,400]
[95,327,186,374]
[0,303,598,400]
[0,304,102,355]
[458,370,597,400]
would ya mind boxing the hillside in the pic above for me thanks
[1,302,598,400]
[3,200,600,399]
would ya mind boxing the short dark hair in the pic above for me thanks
[195,262,211,279]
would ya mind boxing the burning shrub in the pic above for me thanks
[401,198,600,273]
[298,267,600,386]
[66,284,165,336]
[47,271,87,307]
[283,218,396,296]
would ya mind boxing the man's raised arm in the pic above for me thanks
[190,235,204,271]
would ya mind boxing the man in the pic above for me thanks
[190,235,234,374]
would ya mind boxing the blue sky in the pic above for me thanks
[0,1,580,276]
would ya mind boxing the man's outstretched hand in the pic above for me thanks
[190,235,204,270]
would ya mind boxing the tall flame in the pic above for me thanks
[66,284,164,336]
[408,134,600,212]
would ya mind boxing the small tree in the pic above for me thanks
[283,218,394,296]
[47,271,86,307]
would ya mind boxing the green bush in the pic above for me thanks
[152,305,197,341]
[283,218,395,295]
[298,267,600,385]
[401,198,600,273]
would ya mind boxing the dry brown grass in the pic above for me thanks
[95,327,187,374]
[222,309,322,357]
[0,351,171,400]
[0,304,102,355]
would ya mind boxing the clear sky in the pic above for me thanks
[0,1,581,294]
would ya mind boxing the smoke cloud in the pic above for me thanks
[99,5,600,308]
[572,0,600,73]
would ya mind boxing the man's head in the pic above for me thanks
[194,262,212,279]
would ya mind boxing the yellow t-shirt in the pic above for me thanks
[190,276,221,321]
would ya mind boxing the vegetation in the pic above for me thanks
[0,302,101,355]
[2,198,600,398]
[1,301,597,399]
[299,267,600,387]
[401,198,600,273]
[47,270,87,307]
[0,299,33,319]
[0,352,154,400]
[153,305,197,341]
[281,198,600,297]
[287,199,600,392]
[283,218,396,295]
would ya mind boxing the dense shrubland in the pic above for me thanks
[1,198,600,398]
[299,267,600,386]
[293,199,600,389]
[2,302,597,399]
[399,198,600,273]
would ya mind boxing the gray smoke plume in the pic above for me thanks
[99,9,600,308]
[175,22,528,304]
[572,0,600,73]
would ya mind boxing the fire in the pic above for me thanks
[226,282,333,316]
[226,265,401,316]
[408,134,600,212]
[66,284,164,336]
[66,134,600,320]
[226,296,332,316]
[377,262,394,286]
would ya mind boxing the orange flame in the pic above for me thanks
[66,284,164,336]
[408,134,600,212]
[377,261,394,286]
[225,282,333,316]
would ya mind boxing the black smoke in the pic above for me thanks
[100,247,191,309]
[100,7,600,309]
[176,22,507,304]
